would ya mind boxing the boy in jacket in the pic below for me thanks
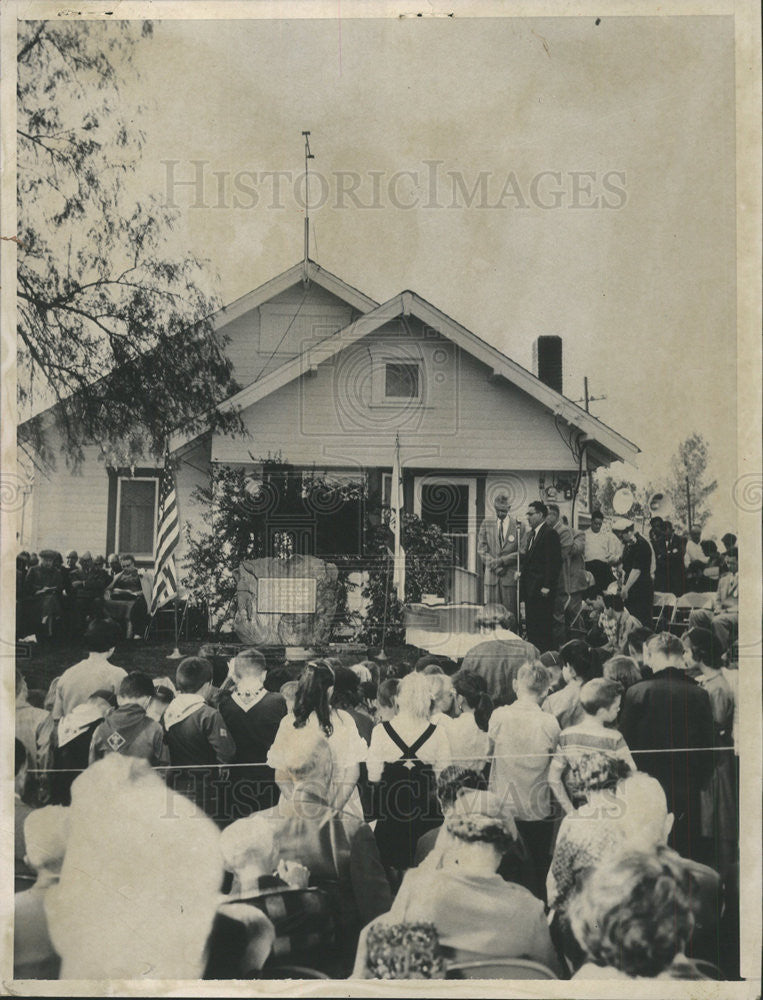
[164,657,236,823]
[89,673,169,768]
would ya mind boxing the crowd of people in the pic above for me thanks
[477,494,739,657]
[14,592,741,980]
[16,549,149,642]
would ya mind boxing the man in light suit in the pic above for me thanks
[519,500,562,653]
[546,503,584,647]
[477,492,522,617]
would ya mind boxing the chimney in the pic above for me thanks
[533,336,563,394]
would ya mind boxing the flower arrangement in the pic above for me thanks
[366,922,445,979]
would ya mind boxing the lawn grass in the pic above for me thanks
[16,638,208,694]
[16,635,416,697]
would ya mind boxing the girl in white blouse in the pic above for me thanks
[268,660,367,818]
[447,670,492,772]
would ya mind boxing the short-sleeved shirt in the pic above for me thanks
[269,710,368,819]
[445,713,490,770]
[488,700,561,820]
[552,724,636,804]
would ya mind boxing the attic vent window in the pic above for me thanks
[385,362,420,400]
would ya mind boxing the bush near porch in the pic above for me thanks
[181,463,453,644]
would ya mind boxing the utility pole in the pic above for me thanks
[685,476,692,531]
[576,376,607,414]
[575,377,607,515]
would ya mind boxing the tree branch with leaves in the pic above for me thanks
[17,20,244,470]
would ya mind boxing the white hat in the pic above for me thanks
[612,518,634,533]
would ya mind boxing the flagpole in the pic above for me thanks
[167,596,182,659]
[378,549,390,662]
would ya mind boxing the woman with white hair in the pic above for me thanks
[224,727,391,975]
[14,806,70,979]
[367,671,451,874]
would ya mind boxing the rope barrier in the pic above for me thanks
[25,743,736,775]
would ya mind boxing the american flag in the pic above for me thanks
[150,452,179,615]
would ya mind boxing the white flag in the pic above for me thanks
[391,435,406,601]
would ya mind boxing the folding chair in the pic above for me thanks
[670,592,714,634]
[688,958,724,980]
[652,592,677,631]
[446,958,558,980]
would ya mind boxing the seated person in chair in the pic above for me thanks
[103,554,148,638]
[219,822,335,975]
[567,847,713,980]
[70,551,112,628]
[354,789,561,976]
[24,550,66,639]
[223,728,391,975]
[712,547,738,650]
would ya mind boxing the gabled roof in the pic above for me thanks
[212,258,379,327]
[19,259,378,430]
[171,286,639,465]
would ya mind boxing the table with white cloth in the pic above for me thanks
[404,604,486,660]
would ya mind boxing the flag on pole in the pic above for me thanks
[391,434,406,601]
[150,451,180,615]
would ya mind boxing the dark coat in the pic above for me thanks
[620,667,715,799]
[520,522,562,598]
[218,691,287,817]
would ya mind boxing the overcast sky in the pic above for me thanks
[78,14,740,532]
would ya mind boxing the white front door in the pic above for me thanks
[413,476,478,574]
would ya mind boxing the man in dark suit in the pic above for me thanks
[519,501,562,653]
[620,632,715,862]
[477,492,523,617]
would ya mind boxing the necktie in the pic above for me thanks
[498,518,505,547]
[527,527,536,550]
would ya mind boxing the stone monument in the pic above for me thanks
[234,553,341,646]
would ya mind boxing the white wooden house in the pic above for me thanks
[20,259,638,600]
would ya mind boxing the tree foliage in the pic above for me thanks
[667,432,717,529]
[183,463,454,645]
[16,20,243,469]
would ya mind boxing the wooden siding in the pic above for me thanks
[30,433,111,556]
[174,438,213,578]
[211,316,581,471]
[219,281,359,391]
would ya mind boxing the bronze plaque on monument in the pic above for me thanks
[257,577,317,615]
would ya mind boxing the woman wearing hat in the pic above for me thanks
[612,520,654,630]
[355,788,561,973]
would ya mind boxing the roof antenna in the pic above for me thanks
[302,130,315,285]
